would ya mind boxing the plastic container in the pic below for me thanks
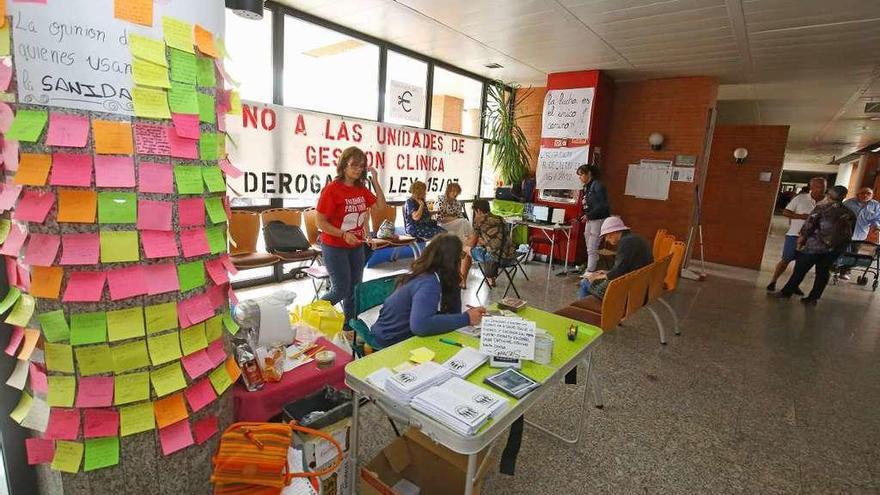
[533,329,553,365]
[283,386,352,430]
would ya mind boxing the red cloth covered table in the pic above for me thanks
[232,337,352,421]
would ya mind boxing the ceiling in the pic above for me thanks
[275,0,880,171]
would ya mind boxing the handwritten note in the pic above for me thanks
[107,265,148,300]
[177,260,205,292]
[178,197,205,226]
[137,199,173,231]
[51,440,83,473]
[14,190,55,223]
[199,132,223,161]
[98,191,137,224]
[180,228,211,258]
[22,394,50,432]
[92,120,134,155]
[119,401,155,436]
[193,415,218,445]
[169,49,197,84]
[110,339,151,374]
[205,258,229,286]
[197,92,216,124]
[49,153,92,187]
[26,438,55,465]
[159,417,194,456]
[60,232,100,265]
[57,189,97,223]
[129,34,167,67]
[134,123,171,155]
[94,156,136,188]
[133,85,171,119]
[39,310,70,343]
[478,316,537,360]
[151,361,187,397]
[45,408,81,440]
[5,109,48,142]
[174,165,205,194]
[138,161,174,194]
[106,307,145,342]
[141,229,179,259]
[185,377,217,412]
[167,127,199,159]
[181,349,213,379]
[23,233,60,267]
[99,230,140,263]
[83,409,119,438]
[180,323,208,355]
[146,302,178,334]
[163,17,194,54]
[62,272,106,302]
[9,392,33,424]
[168,81,199,114]
[46,113,89,148]
[146,263,180,295]
[45,343,75,373]
[29,363,48,394]
[133,58,171,88]
[30,266,64,299]
[12,154,48,185]
[6,359,29,390]
[202,166,226,193]
[194,24,218,58]
[147,331,182,366]
[84,436,119,471]
[0,224,26,256]
[114,371,150,405]
[196,56,216,88]
[153,393,189,429]
[70,311,108,346]
[47,375,77,407]
[74,375,114,407]
[75,345,114,377]
[208,362,232,394]
[114,0,153,27]
[5,294,35,327]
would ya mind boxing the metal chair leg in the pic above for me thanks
[586,353,604,409]
[657,297,681,336]
[475,263,487,292]
[502,267,520,298]
[646,306,667,345]
[524,354,596,444]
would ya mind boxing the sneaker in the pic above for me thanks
[839,274,851,281]
[766,282,776,292]
[793,288,804,296]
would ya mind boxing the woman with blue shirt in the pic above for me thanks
[372,234,486,348]
[403,180,445,240]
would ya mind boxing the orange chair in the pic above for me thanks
[644,255,674,344]
[229,211,281,270]
[555,272,632,332]
[259,208,321,267]
[652,229,668,260]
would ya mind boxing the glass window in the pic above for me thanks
[283,16,379,119]
[225,9,273,104]
[384,51,427,127]
[480,143,497,198]
[430,67,483,136]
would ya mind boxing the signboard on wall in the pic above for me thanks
[8,0,223,115]
[226,101,483,200]
[540,87,594,139]
[536,146,589,190]
[387,80,424,124]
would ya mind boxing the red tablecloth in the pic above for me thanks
[233,337,353,422]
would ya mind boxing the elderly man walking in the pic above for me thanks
[767,177,827,292]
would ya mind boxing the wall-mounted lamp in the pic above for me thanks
[648,132,664,151]
[734,147,749,164]
[226,0,264,19]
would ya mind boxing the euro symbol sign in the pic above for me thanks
[397,90,413,113]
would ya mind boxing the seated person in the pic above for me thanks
[403,180,445,240]
[470,199,518,288]
[372,234,486,348]
[578,216,653,300]
[436,182,473,242]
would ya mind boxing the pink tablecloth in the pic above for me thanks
[233,337,353,421]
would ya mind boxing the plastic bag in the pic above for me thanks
[291,301,345,338]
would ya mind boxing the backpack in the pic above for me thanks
[376,219,396,239]
[264,221,311,253]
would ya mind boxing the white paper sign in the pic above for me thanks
[536,145,589,190]
[541,88,594,139]
[226,101,482,201]
[9,0,224,115]
[479,316,536,360]
[671,167,694,183]
[387,80,425,124]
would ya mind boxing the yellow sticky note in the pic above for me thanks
[92,120,134,155]
[14,153,52,186]
[45,343,75,373]
[75,344,114,376]
[132,85,171,119]
[163,16,194,54]
[111,339,151,374]
[47,375,76,407]
[5,294,35,327]
[151,361,186,397]
[0,25,9,58]
[9,392,33,424]
[119,401,155,436]
[114,371,151,405]
[204,315,223,343]
[99,230,140,263]
[228,91,242,116]
[409,347,435,364]
[216,37,228,60]
[52,441,84,473]
[114,0,153,27]
[209,362,232,394]
[133,58,171,89]
[147,331,181,366]
[145,302,177,334]
[106,307,145,342]
[193,24,217,58]
[129,33,166,67]
[180,323,207,355]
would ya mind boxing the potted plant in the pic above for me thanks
[484,80,534,187]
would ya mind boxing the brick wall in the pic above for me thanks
[702,125,790,269]
[514,86,547,174]
[430,94,463,134]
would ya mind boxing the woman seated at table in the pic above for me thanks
[372,234,486,348]
[578,216,653,299]
[436,182,473,242]
[404,180,445,240]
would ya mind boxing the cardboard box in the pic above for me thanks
[360,429,491,495]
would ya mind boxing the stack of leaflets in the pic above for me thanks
[365,367,393,391]
[442,346,489,378]
[385,361,452,403]
[411,377,509,436]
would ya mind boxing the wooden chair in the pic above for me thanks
[644,255,674,344]
[229,211,280,270]
[368,205,420,260]
[624,264,651,318]
[652,229,668,260]
[554,272,632,332]
[259,208,321,267]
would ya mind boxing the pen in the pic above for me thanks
[439,338,463,347]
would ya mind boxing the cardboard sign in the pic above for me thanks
[478,316,536,360]
[536,145,589,190]
[540,88,594,139]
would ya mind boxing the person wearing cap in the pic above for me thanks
[778,185,856,304]
[578,216,653,299]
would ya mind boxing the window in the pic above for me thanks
[225,9,273,104]
[283,16,379,119]
[384,51,428,127]
[430,67,483,136]
[480,143,497,198]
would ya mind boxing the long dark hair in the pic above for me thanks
[397,234,462,313]
[335,146,367,187]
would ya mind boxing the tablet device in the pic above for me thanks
[484,368,540,399]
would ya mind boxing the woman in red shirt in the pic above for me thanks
[315,146,387,326]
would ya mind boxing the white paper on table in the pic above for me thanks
[282,448,318,495]
[366,367,393,391]
[256,299,294,347]
[478,316,536,360]
[5,359,29,390]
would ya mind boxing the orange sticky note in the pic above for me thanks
[114,0,153,27]
[14,153,52,186]
[153,392,189,429]
[193,25,217,59]
[18,329,40,361]
[57,189,97,223]
[30,266,64,299]
[92,120,134,155]
[0,2,7,29]
[224,356,241,382]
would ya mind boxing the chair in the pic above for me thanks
[348,274,400,358]
[301,209,330,300]
[657,234,675,263]
[473,251,522,298]
[229,211,281,270]
[555,273,632,332]
[644,256,673,344]
[653,229,668,260]
[652,241,687,338]
[368,205,420,260]
[259,208,321,270]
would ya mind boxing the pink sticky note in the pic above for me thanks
[205,285,227,310]
[139,162,174,194]
[141,230,179,259]
[146,263,180,295]
[137,199,173,231]
[189,295,216,324]
[177,303,193,328]
[44,408,81,440]
[5,257,18,288]
[0,223,28,256]
[171,113,200,139]
[60,232,100,266]
[4,326,24,356]
[0,103,15,134]
[159,419,195,456]
[13,190,56,223]
[84,409,120,438]
[217,89,231,109]
[193,415,219,445]
[29,362,48,393]
[23,233,61,266]
[26,438,55,465]
[0,61,12,92]
[184,378,217,413]
[76,376,114,408]
[180,228,210,258]
[218,158,242,179]
[181,350,214,380]
[178,198,205,226]
[1,141,19,172]
[0,182,22,212]
[134,123,171,156]
[205,258,229,285]
[205,339,226,367]
[166,129,198,159]
[62,271,106,302]
[46,113,90,148]
[16,264,30,292]
[216,108,226,133]
[94,156,136,188]
[107,266,148,301]
[49,153,93,187]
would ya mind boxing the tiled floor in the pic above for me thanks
[239,216,880,493]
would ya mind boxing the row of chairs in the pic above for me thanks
[555,229,685,345]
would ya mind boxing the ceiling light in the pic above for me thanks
[733,147,749,164]
[226,0,264,20]
[484,63,504,69]
[648,132,664,151]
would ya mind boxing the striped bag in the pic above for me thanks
[211,421,343,494]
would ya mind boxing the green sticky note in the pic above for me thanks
[70,312,107,346]
[197,92,216,124]
[45,343,75,373]
[132,85,172,119]
[204,196,227,225]
[129,33,167,67]
[114,371,151,405]
[151,361,187,397]
[84,437,119,472]
[145,302,178,334]
[178,260,205,292]
[0,287,22,315]
[147,331,182,366]
[163,16,194,54]
[75,344,114,376]
[174,165,205,194]
[5,109,48,142]
[196,56,216,87]
[206,225,227,254]
[132,58,171,89]
[180,323,208,355]
[168,81,199,114]
[222,313,240,335]
[169,48,197,84]
[98,192,137,224]
[47,375,76,407]
[10,392,33,424]
[52,440,84,473]
[199,132,221,161]
[0,219,11,243]
[119,401,155,436]
[209,363,232,394]
[38,310,70,343]
[99,231,140,263]
[205,315,223,342]
[106,307,145,342]
[111,340,151,374]
[202,167,226,193]
[5,294,35,327]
